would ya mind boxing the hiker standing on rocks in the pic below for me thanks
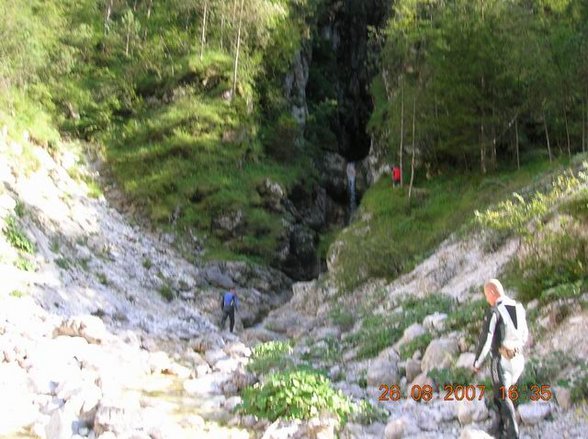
[220,289,239,333]
[473,279,529,439]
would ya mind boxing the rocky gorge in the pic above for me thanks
[2,126,588,439]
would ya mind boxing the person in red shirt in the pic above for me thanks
[392,165,401,187]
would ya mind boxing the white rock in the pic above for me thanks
[54,315,109,344]
[554,386,572,410]
[224,396,242,412]
[367,347,400,388]
[518,401,552,425]
[204,348,229,366]
[384,418,405,439]
[460,427,494,439]
[405,359,422,383]
[224,342,251,358]
[423,312,448,331]
[421,338,459,373]
[456,398,488,425]
[214,357,241,374]
[456,353,476,370]
[395,323,426,349]
[45,404,82,439]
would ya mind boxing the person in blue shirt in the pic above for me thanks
[220,290,239,333]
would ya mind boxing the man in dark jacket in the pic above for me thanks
[220,290,239,333]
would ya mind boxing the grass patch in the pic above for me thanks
[329,158,556,291]
[55,257,72,270]
[142,258,153,270]
[347,293,453,360]
[330,306,355,332]
[158,283,174,301]
[96,272,109,286]
[445,298,487,346]
[400,333,432,360]
[9,290,27,298]
[15,257,35,272]
[2,215,35,253]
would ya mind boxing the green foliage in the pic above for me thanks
[347,294,452,360]
[475,169,586,237]
[15,257,36,272]
[330,161,554,292]
[570,362,588,404]
[142,258,153,270]
[330,307,355,332]
[238,368,353,423]
[247,341,294,374]
[373,0,588,171]
[350,400,388,425]
[2,216,35,254]
[158,283,174,301]
[400,333,432,360]
[96,272,110,286]
[446,298,488,346]
[9,290,27,298]
[428,367,479,388]
[55,257,72,270]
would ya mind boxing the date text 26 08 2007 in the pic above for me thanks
[378,384,553,402]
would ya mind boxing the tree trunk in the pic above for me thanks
[220,10,225,50]
[399,81,404,187]
[105,0,113,31]
[491,108,497,170]
[543,111,553,163]
[515,117,520,170]
[583,98,586,153]
[231,0,245,101]
[200,0,209,60]
[408,95,416,200]
[480,121,486,174]
[125,21,131,57]
[564,108,571,159]
[143,0,153,40]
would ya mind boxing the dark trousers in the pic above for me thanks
[490,355,519,439]
[221,307,235,332]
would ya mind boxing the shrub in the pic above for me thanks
[350,400,388,425]
[158,283,174,301]
[247,340,294,374]
[2,215,35,253]
[238,368,353,423]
